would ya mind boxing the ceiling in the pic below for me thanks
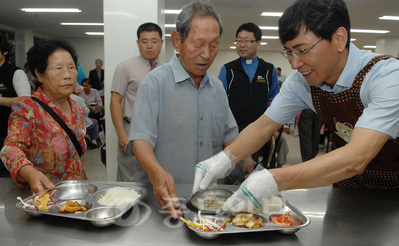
[1,0,398,52]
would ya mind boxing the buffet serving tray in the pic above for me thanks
[15,180,148,227]
[182,193,310,239]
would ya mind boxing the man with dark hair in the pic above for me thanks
[88,59,104,90]
[218,22,281,184]
[110,22,164,182]
[276,67,287,86]
[127,2,238,219]
[194,0,399,212]
[0,34,30,175]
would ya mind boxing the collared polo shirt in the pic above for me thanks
[127,55,238,183]
[266,43,399,138]
[110,55,162,121]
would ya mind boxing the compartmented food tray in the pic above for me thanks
[15,180,147,227]
[182,193,310,239]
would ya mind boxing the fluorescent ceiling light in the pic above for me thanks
[86,32,104,36]
[165,34,171,37]
[230,46,236,49]
[165,24,176,28]
[351,29,389,34]
[260,42,267,45]
[364,45,376,49]
[379,16,399,20]
[165,9,181,14]
[351,38,356,41]
[259,26,278,30]
[21,8,81,13]
[261,12,283,17]
[262,36,279,39]
[61,23,103,26]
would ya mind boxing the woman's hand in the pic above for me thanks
[18,165,55,193]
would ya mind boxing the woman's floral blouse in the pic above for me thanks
[0,87,88,187]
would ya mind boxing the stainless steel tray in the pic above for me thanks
[182,193,310,239]
[15,180,148,227]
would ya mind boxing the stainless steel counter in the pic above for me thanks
[1,177,399,246]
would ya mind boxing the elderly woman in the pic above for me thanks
[0,38,88,193]
[79,78,102,106]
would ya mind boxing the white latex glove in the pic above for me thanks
[192,150,236,194]
[240,156,256,174]
[222,169,279,213]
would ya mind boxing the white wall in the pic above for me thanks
[104,0,165,181]
[66,38,105,79]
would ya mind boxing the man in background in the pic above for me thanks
[276,67,287,87]
[89,59,104,91]
[0,34,30,176]
[218,22,283,184]
[110,22,164,182]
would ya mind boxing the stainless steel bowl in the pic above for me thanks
[269,213,304,234]
[190,188,233,213]
[85,207,121,227]
[52,183,97,200]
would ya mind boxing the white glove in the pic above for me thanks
[192,150,236,194]
[240,156,256,173]
[222,169,278,213]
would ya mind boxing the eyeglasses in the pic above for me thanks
[280,38,323,60]
[235,39,257,45]
[47,65,79,75]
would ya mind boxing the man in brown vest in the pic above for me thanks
[193,0,399,212]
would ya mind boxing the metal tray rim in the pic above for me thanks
[182,193,311,235]
[15,180,148,222]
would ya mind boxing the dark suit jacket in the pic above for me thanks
[89,68,104,90]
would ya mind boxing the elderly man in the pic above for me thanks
[110,22,164,182]
[127,2,238,219]
[194,0,399,213]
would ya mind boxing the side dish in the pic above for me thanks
[17,190,59,211]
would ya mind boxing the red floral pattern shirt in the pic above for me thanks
[0,88,88,187]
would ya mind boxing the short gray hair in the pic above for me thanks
[95,59,103,63]
[176,1,223,43]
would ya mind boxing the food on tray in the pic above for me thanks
[197,194,227,210]
[97,187,140,206]
[17,190,59,211]
[232,213,263,229]
[58,201,89,214]
[253,196,284,213]
[180,211,230,232]
[269,212,299,227]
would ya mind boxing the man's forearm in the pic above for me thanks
[0,96,27,107]
[131,140,163,183]
[110,99,127,138]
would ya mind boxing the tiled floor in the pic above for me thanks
[82,125,329,181]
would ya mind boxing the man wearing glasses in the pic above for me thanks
[217,23,281,184]
[193,0,399,211]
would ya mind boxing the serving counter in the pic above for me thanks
[1,177,399,246]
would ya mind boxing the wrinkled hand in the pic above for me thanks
[222,169,278,213]
[150,169,183,219]
[20,165,55,194]
[192,150,236,194]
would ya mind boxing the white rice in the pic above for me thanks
[97,187,140,205]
